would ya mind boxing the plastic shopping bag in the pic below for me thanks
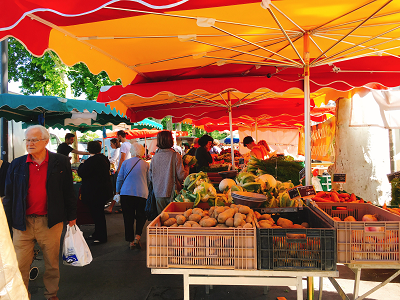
[62,225,92,267]
[113,194,120,203]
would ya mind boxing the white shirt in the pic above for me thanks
[109,148,120,166]
[119,141,131,163]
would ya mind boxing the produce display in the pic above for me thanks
[182,154,197,167]
[214,149,242,163]
[312,190,364,203]
[72,170,82,182]
[159,204,254,228]
[174,172,230,206]
[255,211,309,231]
[246,156,303,185]
[199,163,230,172]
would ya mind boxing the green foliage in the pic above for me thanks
[7,37,120,100]
[391,178,400,205]
[79,132,99,143]
[209,130,228,140]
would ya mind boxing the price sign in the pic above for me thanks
[288,187,300,199]
[297,185,316,199]
[333,174,346,183]
[299,168,306,181]
[388,171,400,182]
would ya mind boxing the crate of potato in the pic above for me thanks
[147,202,257,270]
[255,207,336,271]
[310,202,400,264]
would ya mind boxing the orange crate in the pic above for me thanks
[147,202,257,270]
[311,202,400,264]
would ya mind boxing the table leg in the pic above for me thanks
[307,277,314,300]
[297,276,303,300]
[352,268,361,300]
[328,277,351,300]
[355,269,400,300]
[318,277,323,300]
[263,286,269,295]
[205,285,209,295]
[183,273,190,300]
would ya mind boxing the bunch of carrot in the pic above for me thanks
[382,203,400,216]
[312,190,364,203]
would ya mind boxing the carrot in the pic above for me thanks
[358,199,364,203]
[336,206,347,210]
[312,196,334,202]
[316,191,327,197]
[331,193,340,202]
[331,190,340,196]
[338,193,349,198]
[383,203,387,210]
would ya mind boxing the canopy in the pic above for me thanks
[2,0,400,88]
[132,118,163,130]
[0,93,132,132]
[106,129,160,139]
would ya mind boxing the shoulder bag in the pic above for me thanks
[114,158,140,203]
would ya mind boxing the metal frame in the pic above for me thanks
[152,268,339,300]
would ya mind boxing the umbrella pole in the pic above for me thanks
[145,134,147,157]
[304,32,314,300]
[255,119,258,143]
[228,92,235,169]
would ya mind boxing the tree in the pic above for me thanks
[7,37,120,100]
[79,132,99,143]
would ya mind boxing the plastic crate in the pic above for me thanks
[147,202,257,270]
[311,202,400,264]
[256,206,336,271]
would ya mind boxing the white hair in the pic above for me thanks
[130,142,145,157]
[25,125,50,140]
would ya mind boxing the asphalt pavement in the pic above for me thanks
[28,212,400,300]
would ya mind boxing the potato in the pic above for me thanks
[209,207,215,216]
[234,213,245,227]
[170,223,178,227]
[230,204,237,209]
[217,208,235,224]
[187,221,201,227]
[203,210,209,216]
[225,217,234,227]
[223,206,230,211]
[245,214,253,223]
[243,223,253,228]
[200,218,217,227]
[201,216,210,220]
[212,206,225,219]
[188,214,202,222]
[254,211,261,220]
[259,214,271,220]
[301,222,309,228]
[163,218,177,227]
[216,224,228,228]
[160,212,169,224]
[237,226,243,228]
[183,222,192,227]
[292,224,305,229]
[239,206,251,214]
[240,220,246,226]
[176,215,186,225]
[277,218,293,228]
[183,209,192,219]
[192,208,204,216]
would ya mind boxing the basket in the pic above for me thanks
[311,202,400,264]
[257,206,336,271]
[147,202,257,270]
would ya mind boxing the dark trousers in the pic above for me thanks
[87,201,108,243]
[120,195,147,242]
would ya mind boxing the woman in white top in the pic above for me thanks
[109,138,120,170]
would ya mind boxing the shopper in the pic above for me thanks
[116,143,149,250]
[209,139,222,155]
[187,138,199,156]
[78,141,113,244]
[57,132,89,158]
[195,134,214,172]
[3,125,77,300]
[105,130,131,213]
[243,136,270,159]
[150,131,189,214]
[109,138,121,171]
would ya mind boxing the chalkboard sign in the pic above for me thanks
[333,174,346,183]
[288,187,300,199]
[299,168,306,180]
[297,185,316,198]
[388,171,400,182]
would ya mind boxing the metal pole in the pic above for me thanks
[228,92,235,169]
[255,119,258,143]
[304,32,314,300]
[389,129,396,172]
[0,39,9,162]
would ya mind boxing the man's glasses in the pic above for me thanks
[23,139,46,144]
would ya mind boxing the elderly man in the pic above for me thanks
[4,125,77,300]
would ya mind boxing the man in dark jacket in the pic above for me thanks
[3,125,77,300]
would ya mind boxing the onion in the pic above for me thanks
[365,226,384,232]
[362,214,378,222]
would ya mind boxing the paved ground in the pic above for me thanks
[28,212,400,300]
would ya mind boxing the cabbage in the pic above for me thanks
[257,174,277,189]
[194,181,217,202]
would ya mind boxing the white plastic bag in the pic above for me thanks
[62,225,92,267]
[113,194,120,203]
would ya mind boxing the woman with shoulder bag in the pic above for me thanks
[116,143,149,250]
[150,131,189,214]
